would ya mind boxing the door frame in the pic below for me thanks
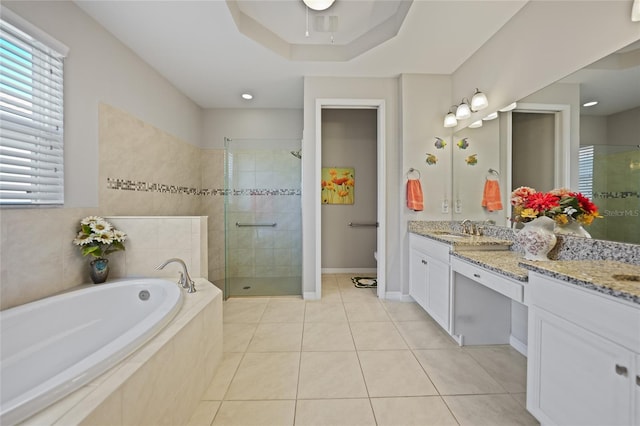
[314,98,386,298]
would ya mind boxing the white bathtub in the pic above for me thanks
[0,278,183,426]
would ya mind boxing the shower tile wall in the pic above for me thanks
[226,150,302,280]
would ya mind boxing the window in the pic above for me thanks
[578,145,594,198]
[0,8,68,205]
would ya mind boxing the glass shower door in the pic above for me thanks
[224,138,302,298]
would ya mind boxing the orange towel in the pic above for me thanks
[482,179,503,211]
[407,179,424,211]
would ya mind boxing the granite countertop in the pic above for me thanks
[451,250,529,282]
[521,260,640,305]
[408,221,513,249]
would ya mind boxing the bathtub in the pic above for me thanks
[0,278,183,426]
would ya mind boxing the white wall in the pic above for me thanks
[202,108,303,149]
[3,1,203,207]
[452,0,640,131]
[581,115,608,146]
[303,77,399,296]
[608,106,640,146]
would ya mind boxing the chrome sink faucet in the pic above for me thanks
[155,258,196,293]
[461,219,474,235]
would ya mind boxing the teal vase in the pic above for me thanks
[89,258,109,284]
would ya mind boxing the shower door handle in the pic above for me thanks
[235,222,277,227]
[348,222,379,227]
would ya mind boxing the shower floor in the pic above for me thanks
[225,276,301,297]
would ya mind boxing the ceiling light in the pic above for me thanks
[444,107,458,128]
[471,89,488,111]
[583,101,598,107]
[483,112,498,121]
[499,102,517,112]
[303,0,335,11]
[241,93,253,100]
[469,120,483,128]
[455,100,471,120]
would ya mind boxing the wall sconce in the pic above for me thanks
[455,99,471,120]
[444,106,458,128]
[471,89,488,111]
[499,102,517,112]
[469,120,483,128]
[483,112,498,121]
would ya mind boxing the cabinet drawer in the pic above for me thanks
[529,272,640,352]
[451,257,524,303]
[409,233,450,263]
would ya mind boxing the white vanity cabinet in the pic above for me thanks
[527,271,640,426]
[409,234,450,331]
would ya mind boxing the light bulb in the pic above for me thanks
[444,112,457,128]
[455,101,471,120]
[471,89,488,111]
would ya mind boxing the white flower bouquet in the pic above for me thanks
[73,216,127,258]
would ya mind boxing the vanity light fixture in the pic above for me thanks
[303,0,335,11]
[469,120,483,128]
[444,106,458,128]
[455,99,471,120]
[483,112,498,121]
[471,88,489,111]
[632,0,639,21]
[241,93,253,100]
[499,102,517,112]
[583,101,598,107]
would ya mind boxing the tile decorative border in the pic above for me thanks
[106,178,301,196]
[593,191,640,199]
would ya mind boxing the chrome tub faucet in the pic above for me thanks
[155,258,196,293]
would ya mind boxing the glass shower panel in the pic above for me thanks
[581,144,640,244]
[224,138,302,298]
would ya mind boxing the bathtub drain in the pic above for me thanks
[139,290,151,301]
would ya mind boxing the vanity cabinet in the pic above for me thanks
[409,234,450,331]
[527,272,640,426]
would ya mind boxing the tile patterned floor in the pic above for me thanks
[188,274,539,426]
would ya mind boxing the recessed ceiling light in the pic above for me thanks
[241,93,253,100]
[583,101,598,107]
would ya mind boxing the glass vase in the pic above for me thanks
[89,258,109,284]
[516,216,557,261]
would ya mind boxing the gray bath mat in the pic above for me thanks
[352,277,377,288]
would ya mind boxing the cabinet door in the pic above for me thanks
[426,258,450,330]
[409,248,427,309]
[635,354,640,426]
[528,307,634,426]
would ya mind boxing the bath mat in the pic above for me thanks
[352,276,377,288]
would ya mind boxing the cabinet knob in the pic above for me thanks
[615,364,628,377]
[473,273,481,278]
[636,375,640,387]
[421,260,428,265]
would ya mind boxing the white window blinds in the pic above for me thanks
[0,9,68,205]
[578,145,594,199]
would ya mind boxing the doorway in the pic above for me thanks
[321,109,377,275]
[313,99,386,299]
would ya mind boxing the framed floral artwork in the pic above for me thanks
[321,167,354,205]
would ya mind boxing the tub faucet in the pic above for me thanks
[155,258,196,293]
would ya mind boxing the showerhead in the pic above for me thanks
[291,150,302,159]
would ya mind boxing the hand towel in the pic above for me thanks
[482,179,503,211]
[407,179,424,211]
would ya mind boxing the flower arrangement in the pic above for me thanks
[510,186,601,226]
[73,216,127,258]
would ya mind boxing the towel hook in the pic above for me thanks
[488,168,500,177]
[407,168,421,179]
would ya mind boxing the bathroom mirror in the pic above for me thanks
[451,39,640,245]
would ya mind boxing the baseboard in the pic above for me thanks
[321,268,377,274]
[383,292,414,302]
[303,291,320,300]
[509,335,528,357]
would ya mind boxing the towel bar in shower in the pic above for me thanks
[348,222,379,227]
[235,222,277,227]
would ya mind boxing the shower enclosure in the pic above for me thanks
[579,144,640,244]
[223,138,302,298]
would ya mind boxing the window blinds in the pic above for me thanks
[0,10,68,205]
[578,145,594,199]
